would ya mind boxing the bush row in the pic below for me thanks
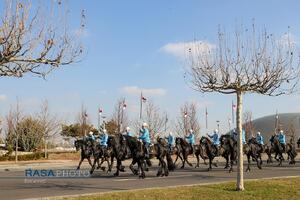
[0,152,44,161]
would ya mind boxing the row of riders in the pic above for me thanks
[74,123,298,178]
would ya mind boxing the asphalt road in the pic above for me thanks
[0,158,299,200]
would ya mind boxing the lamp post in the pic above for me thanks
[216,120,220,131]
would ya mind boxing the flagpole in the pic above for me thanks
[232,100,235,126]
[275,110,279,133]
[205,107,208,133]
[140,92,143,120]
[98,107,100,131]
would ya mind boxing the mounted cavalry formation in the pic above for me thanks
[74,123,298,179]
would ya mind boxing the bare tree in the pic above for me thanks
[186,24,300,190]
[5,100,22,162]
[37,100,60,158]
[176,102,201,139]
[76,104,90,137]
[112,98,129,133]
[243,110,255,138]
[0,0,84,78]
[133,100,165,139]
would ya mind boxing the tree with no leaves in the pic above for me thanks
[37,100,60,158]
[186,24,300,190]
[176,102,201,138]
[0,0,84,78]
[112,98,129,133]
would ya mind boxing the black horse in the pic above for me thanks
[174,137,193,169]
[286,137,297,165]
[220,134,236,172]
[194,144,208,168]
[199,136,220,171]
[268,135,285,166]
[74,138,94,170]
[244,138,262,172]
[297,137,300,148]
[89,138,112,175]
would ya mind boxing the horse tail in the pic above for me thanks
[166,152,175,171]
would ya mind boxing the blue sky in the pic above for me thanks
[1,0,300,134]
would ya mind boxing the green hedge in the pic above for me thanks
[0,152,44,161]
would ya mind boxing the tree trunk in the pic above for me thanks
[15,134,18,163]
[236,91,244,191]
[44,137,47,158]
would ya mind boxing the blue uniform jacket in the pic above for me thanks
[186,133,195,145]
[242,130,246,144]
[87,135,95,141]
[167,135,175,146]
[278,134,286,144]
[139,128,151,144]
[256,135,264,145]
[208,133,220,146]
[99,133,108,147]
[127,132,133,137]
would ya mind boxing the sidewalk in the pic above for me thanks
[0,160,83,172]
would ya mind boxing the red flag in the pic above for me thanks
[123,103,127,109]
[84,112,88,118]
[99,108,103,113]
[141,96,147,102]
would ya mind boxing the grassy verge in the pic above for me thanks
[63,177,300,200]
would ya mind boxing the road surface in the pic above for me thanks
[0,158,299,200]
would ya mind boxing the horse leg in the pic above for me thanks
[186,155,193,167]
[139,159,146,179]
[130,159,138,175]
[90,157,98,174]
[246,154,251,172]
[195,154,200,168]
[87,157,93,168]
[77,157,84,170]
[108,156,114,173]
[114,159,121,176]
[156,158,163,177]
[208,158,212,171]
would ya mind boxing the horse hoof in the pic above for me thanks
[101,167,106,171]
[114,173,119,177]
[165,172,169,177]
[76,167,80,170]
[180,166,184,169]
[90,170,93,175]
[214,163,218,167]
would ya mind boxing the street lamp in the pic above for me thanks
[216,120,220,131]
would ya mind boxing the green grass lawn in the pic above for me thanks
[64,177,300,200]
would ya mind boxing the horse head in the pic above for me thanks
[74,139,83,151]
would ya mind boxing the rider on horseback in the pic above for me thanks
[86,131,95,141]
[125,127,134,137]
[99,129,109,157]
[139,123,151,158]
[207,129,220,156]
[256,132,264,151]
[185,129,195,153]
[278,130,286,152]
[167,131,175,152]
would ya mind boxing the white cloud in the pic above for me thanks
[0,94,7,101]
[160,40,215,59]
[120,86,166,96]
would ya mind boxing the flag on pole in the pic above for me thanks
[98,108,103,114]
[184,111,188,118]
[84,112,88,118]
[123,102,127,110]
[141,96,147,103]
[232,104,236,111]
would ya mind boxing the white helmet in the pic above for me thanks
[214,129,218,133]
[88,131,93,135]
[169,132,173,136]
[189,129,193,133]
[103,129,107,133]
[142,122,148,127]
[280,130,283,134]
[126,127,130,131]
[257,132,261,135]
